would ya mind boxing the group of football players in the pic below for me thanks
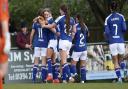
[30,1,127,84]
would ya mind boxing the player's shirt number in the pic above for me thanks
[38,28,43,38]
[80,33,85,45]
[113,24,118,36]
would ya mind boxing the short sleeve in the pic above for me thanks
[54,15,64,25]
[32,23,36,30]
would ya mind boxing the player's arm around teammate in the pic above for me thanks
[30,8,48,83]
[39,8,60,83]
[42,4,76,83]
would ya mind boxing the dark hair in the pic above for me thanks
[76,13,85,34]
[37,8,44,16]
[20,21,27,28]
[43,8,51,14]
[38,8,51,19]
[60,4,70,35]
[110,1,118,11]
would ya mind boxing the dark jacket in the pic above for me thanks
[16,31,30,49]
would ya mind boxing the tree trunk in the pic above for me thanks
[87,0,126,26]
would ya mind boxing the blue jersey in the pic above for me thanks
[54,15,75,42]
[104,12,127,44]
[73,23,87,52]
[47,17,57,40]
[32,22,48,47]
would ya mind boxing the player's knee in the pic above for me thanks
[71,59,77,65]
[80,60,86,67]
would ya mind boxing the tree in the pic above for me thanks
[9,0,128,42]
[87,0,127,26]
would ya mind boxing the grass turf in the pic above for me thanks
[4,83,128,89]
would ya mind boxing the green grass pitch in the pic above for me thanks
[4,83,128,89]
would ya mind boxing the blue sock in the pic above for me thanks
[80,66,86,81]
[62,63,71,79]
[47,58,52,75]
[62,64,68,80]
[32,65,38,82]
[41,65,47,81]
[70,64,77,76]
[115,68,121,78]
[120,61,126,70]
[53,63,59,80]
[52,64,55,79]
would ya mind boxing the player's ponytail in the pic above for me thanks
[76,13,86,34]
[60,4,70,35]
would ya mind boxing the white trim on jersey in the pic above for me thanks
[54,15,65,24]
[57,24,60,32]
[47,17,53,21]
[116,13,126,21]
[104,14,112,25]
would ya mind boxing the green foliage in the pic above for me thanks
[9,0,96,29]
[9,0,45,29]
[122,2,128,20]
[9,0,128,28]
[9,0,128,42]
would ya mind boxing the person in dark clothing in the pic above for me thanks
[16,21,31,49]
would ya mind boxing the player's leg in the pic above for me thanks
[70,60,78,76]
[118,43,127,80]
[46,40,57,81]
[59,40,74,83]
[0,62,8,78]
[32,47,39,82]
[59,49,68,83]
[0,76,2,89]
[46,48,54,81]
[0,53,8,78]
[118,54,127,80]
[0,55,8,89]
[41,48,47,83]
[70,52,79,76]
[41,56,47,83]
[109,44,122,83]
[80,51,87,83]
[0,34,9,88]
[113,55,122,82]
[0,76,3,88]
[52,52,60,83]
[70,51,80,82]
